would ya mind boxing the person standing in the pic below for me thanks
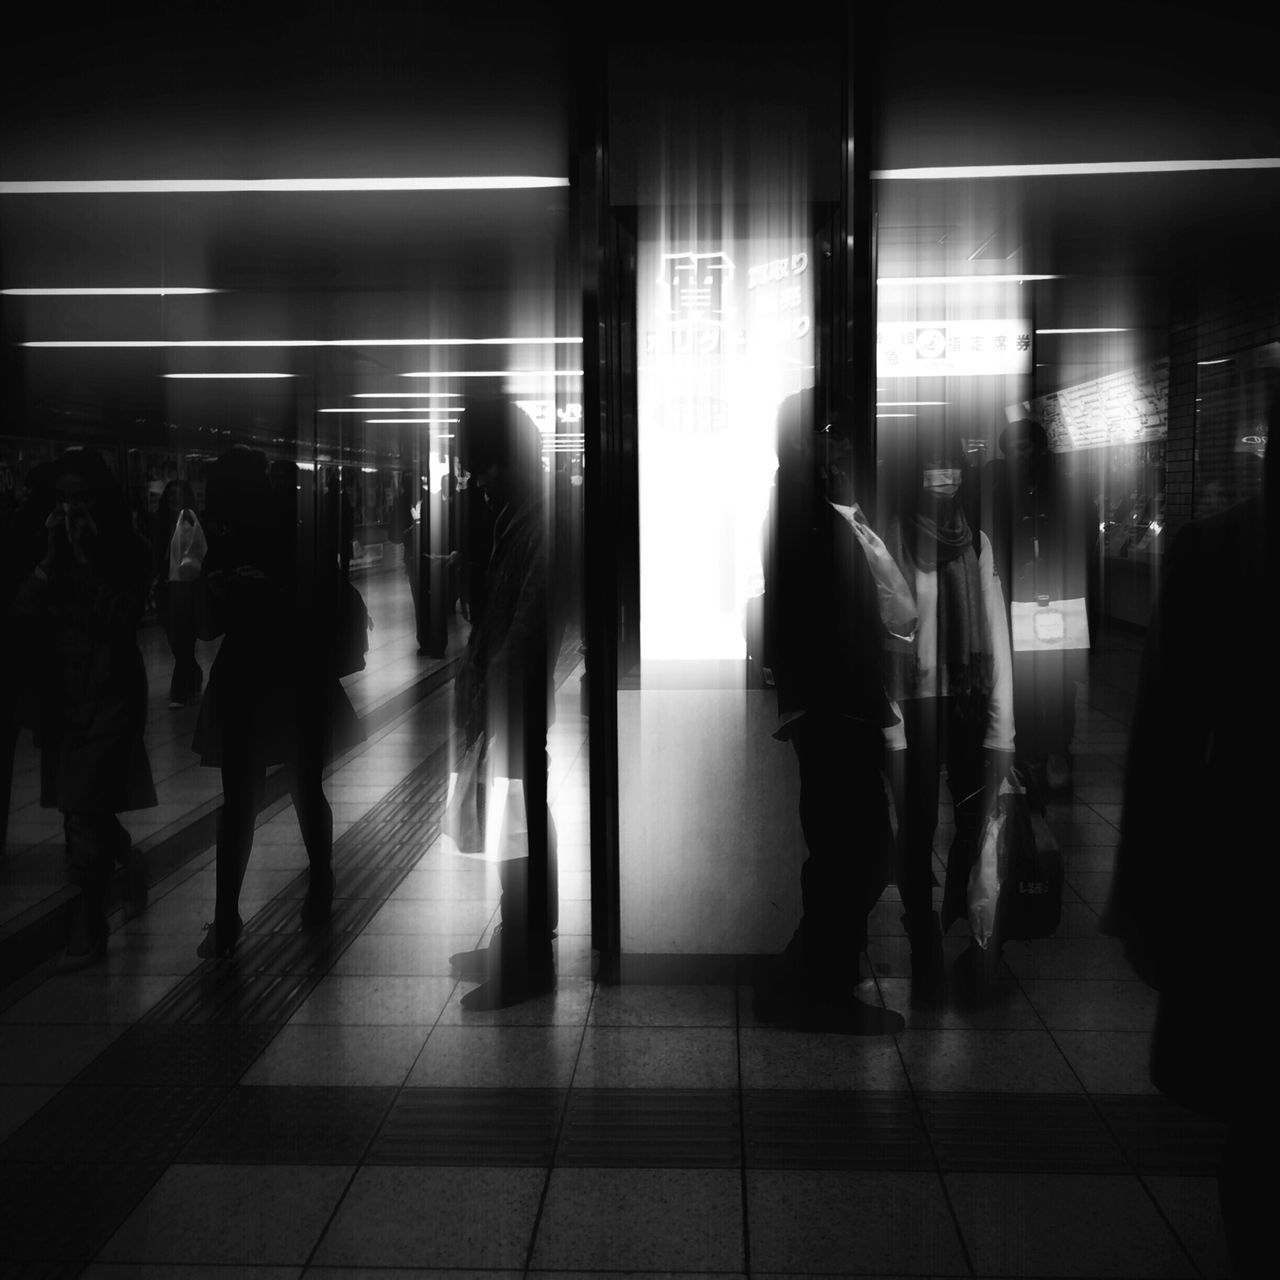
[452,395,562,1010]
[983,419,1097,794]
[11,450,155,967]
[152,478,205,708]
[754,392,906,1033]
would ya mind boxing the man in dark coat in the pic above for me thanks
[451,394,562,1010]
[11,449,156,967]
[755,392,905,1033]
[1102,393,1276,1278]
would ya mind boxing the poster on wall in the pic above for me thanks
[1016,358,1169,452]
[637,222,815,660]
[877,320,1033,378]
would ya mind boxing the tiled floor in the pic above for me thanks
[0,632,1235,1278]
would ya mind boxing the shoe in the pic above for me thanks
[196,913,243,960]
[168,699,184,709]
[121,847,148,921]
[460,964,555,1011]
[58,914,107,972]
[300,866,334,931]
[450,943,495,981]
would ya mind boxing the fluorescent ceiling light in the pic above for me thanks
[0,176,570,195]
[3,287,217,296]
[872,158,1280,180]
[1197,358,1233,365]
[877,274,1059,285]
[400,370,584,378]
[24,336,580,349]
[163,372,293,379]
[1035,327,1129,334]
[352,392,462,398]
[318,407,457,414]
[876,413,917,418]
[366,418,461,424]
[876,400,949,406]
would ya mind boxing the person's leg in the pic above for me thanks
[205,747,264,955]
[290,718,334,928]
[61,811,116,965]
[898,698,947,1001]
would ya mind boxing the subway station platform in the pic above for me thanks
[0,628,1235,1278]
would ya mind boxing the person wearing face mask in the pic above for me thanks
[882,426,1015,1004]
[11,449,156,967]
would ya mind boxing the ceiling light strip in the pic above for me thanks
[401,370,584,378]
[872,157,1280,180]
[1,177,570,195]
[23,337,581,349]
[877,274,1059,285]
[163,372,293,379]
[3,287,218,296]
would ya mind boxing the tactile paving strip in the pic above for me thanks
[744,1089,934,1170]
[915,1091,1129,1173]
[178,1084,398,1164]
[559,1087,740,1168]
[365,1087,565,1166]
[1092,1094,1228,1174]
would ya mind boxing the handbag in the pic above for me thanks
[831,501,919,641]
[334,579,371,677]
[968,765,1064,948]
[441,737,530,863]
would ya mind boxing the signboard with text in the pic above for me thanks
[877,320,1033,378]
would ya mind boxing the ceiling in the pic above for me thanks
[4,5,1280,466]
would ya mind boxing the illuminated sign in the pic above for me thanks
[1021,358,1169,452]
[877,320,1033,378]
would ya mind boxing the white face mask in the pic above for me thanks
[922,467,960,497]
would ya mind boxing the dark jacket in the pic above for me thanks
[1101,494,1275,1117]
[14,526,157,814]
[762,396,892,731]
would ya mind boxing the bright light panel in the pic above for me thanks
[877,274,1059,286]
[400,370,584,378]
[3,287,217,296]
[1,177,570,194]
[25,337,580,349]
[163,372,293,379]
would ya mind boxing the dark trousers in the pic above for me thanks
[214,728,332,930]
[788,715,893,990]
[163,581,203,703]
[1011,650,1082,765]
[407,557,448,655]
[64,811,129,924]
[896,697,987,939]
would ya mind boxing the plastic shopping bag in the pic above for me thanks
[832,501,919,641]
[441,738,529,863]
[168,509,208,582]
[968,795,1008,950]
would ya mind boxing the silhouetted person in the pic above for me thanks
[11,449,155,967]
[152,478,205,707]
[982,420,1098,794]
[405,481,453,658]
[451,395,562,1010]
[1102,392,1278,1280]
[192,447,361,959]
[754,393,906,1033]
[882,424,1015,1004]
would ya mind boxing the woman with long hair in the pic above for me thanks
[881,423,1015,1003]
[192,447,360,959]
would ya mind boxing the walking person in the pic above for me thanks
[11,449,155,967]
[192,447,361,959]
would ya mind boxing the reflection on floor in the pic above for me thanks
[0,631,1233,1278]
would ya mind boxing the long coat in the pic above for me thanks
[14,528,157,814]
[1101,494,1275,1117]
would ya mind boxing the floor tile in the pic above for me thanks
[83,1266,302,1278]
[1053,1031,1160,1094]
[587,983,736,1027]
[435,977,594,1027]
[946,1172,1198,1276]
[361,898,496,936]
[1092,1095,1228,1174]
[328,933,488,977]
[876,978,1042,1030]
[286,976,457,1026]
[406,1024,582,1088]
[897,1029,1083,1093]
[744,1089,933,1170]
[1000,935,1138,981]
[746,1170,967,1274]
[530,1167,743,1271]
[179,1085,396,1163]
[1020,979,1159,1031]
[312,1166,544,1268]
[573,1026,738,1089]
[0,1023,122,1084]
[0,974,182,1025]
[1144,1175,1233,1280]
[241,1025,430,1087]
[98,1164,353,1265]
[738,1027,909,1091]
[0,1083,58,1142]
